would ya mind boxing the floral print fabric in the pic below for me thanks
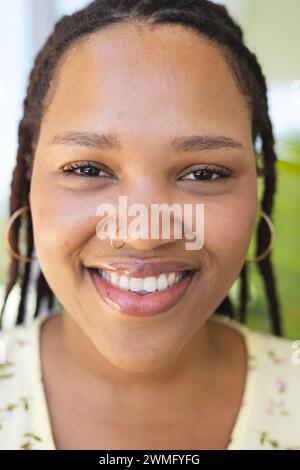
[0,311,299,450]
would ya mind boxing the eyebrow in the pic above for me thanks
[49,131,244,152]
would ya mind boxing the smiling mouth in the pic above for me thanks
[87,266,198,316]
[91,268,191,296]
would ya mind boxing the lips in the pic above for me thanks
[86,259,198,317]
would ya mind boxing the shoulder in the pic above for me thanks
[248,328,300,449]
[213,315,300,449]
[0,318,39,399]
[0,320,36,367]
[220,316,300,387]
[246,325,300,373]
[0,315,47,450]
[0,312,48,383]
[234,321,300,449]
[248,327,300,401]
[211,313,298,368]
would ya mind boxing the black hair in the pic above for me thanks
[0,0,281,335]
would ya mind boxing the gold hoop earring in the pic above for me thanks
[246,209,275,263]
[4,205,37,263]
[110,227,126,249]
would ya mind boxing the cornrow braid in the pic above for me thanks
[0,0,281,335]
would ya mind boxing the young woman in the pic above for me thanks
[0,0,299,450]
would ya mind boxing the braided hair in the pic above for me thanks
[0,0,281,335]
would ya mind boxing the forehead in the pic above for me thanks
[40,23,252,146]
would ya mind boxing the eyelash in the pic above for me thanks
[178,164,231,182]
[62,161,231,182]
[62,161,114,178]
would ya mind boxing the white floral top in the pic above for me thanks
[0,311,300,450]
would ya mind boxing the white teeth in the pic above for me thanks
[130,277,144,292]
[167,272,176,286]
[99,269,187,293]
[119,275,130,291]
[110,272,119,286]
[143,276,157,292]
[157,273,168,291]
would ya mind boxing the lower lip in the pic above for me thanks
[88,268,197,317]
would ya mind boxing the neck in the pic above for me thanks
[55,309,221,396]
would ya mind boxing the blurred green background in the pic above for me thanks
[0,0,299,337]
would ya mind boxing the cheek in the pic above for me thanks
[30,183,100,268]
[204,192,257,276]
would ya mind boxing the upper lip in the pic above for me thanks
[86,257,199,277]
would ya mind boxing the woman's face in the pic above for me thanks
[30,23,257,372]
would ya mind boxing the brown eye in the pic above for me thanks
[72,166,106,177]
[62,161,114,178]
[179,165,231,182]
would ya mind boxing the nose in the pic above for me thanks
[111,202,185,252]
[102,181,186,252]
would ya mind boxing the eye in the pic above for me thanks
[62,161,115,178]
[178,164,231,182]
